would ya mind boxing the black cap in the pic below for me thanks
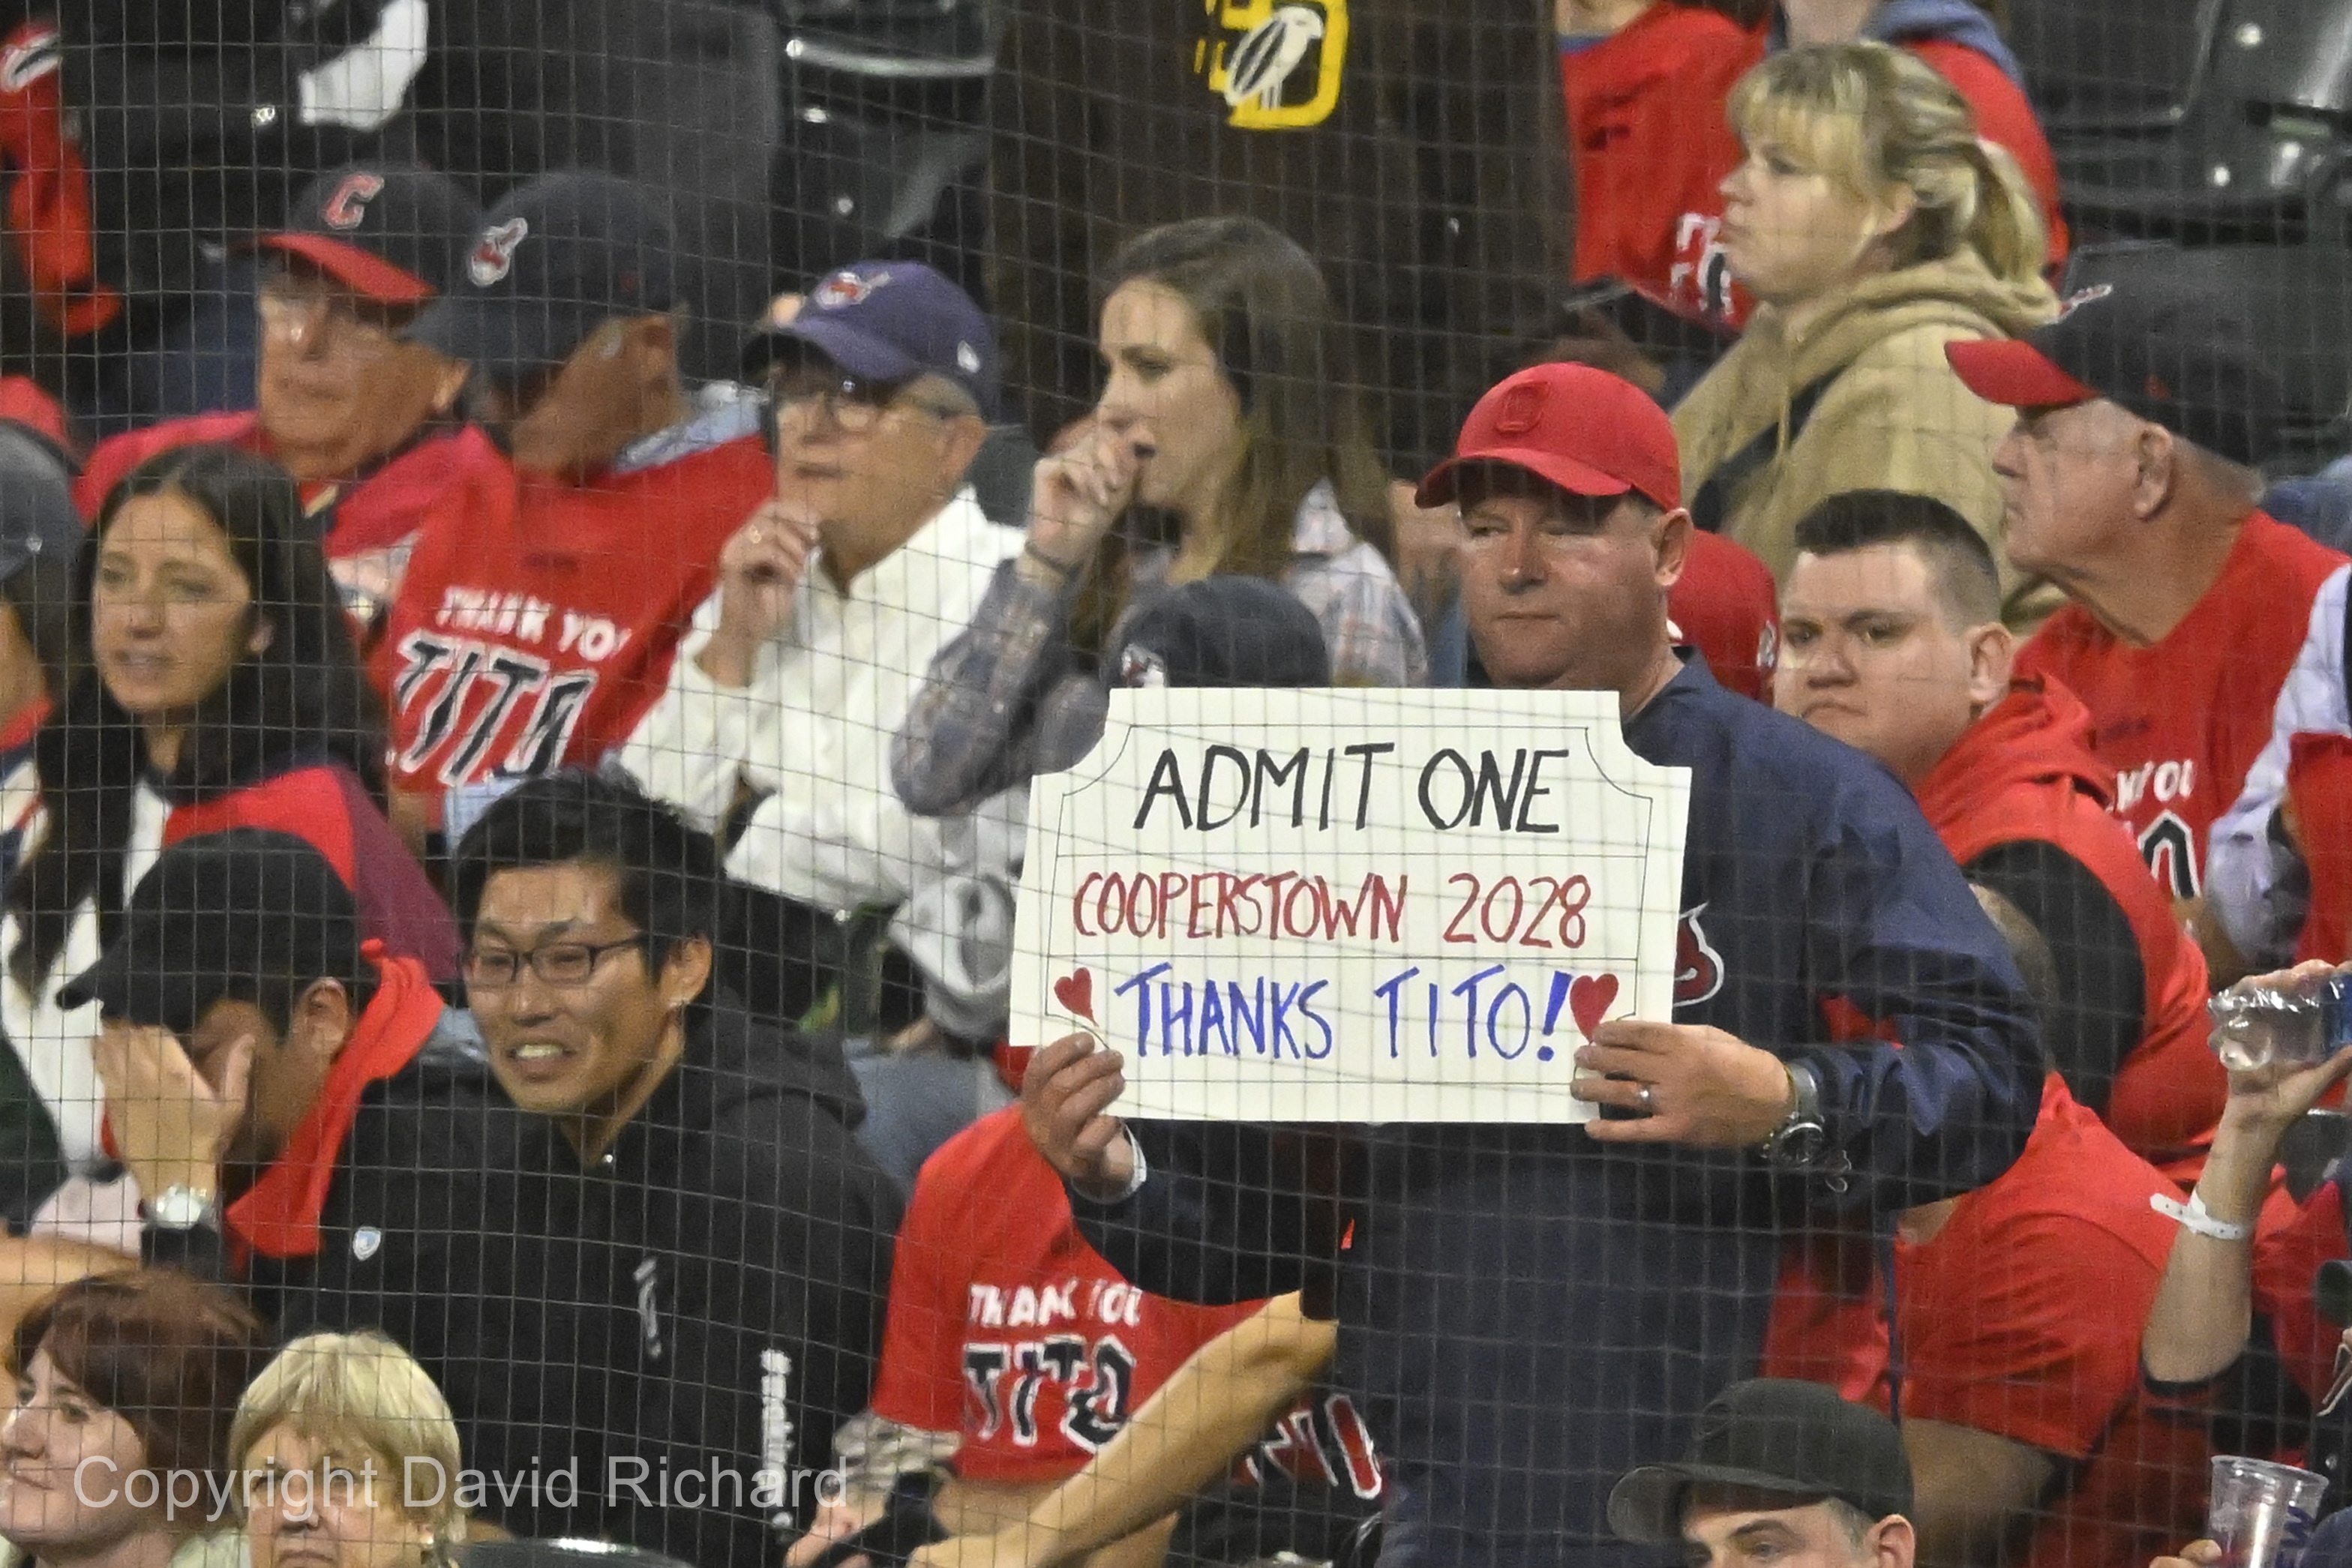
[1946,275,2287,466]
[740,261,1003,420]
[1111,577,1331,690]
[58,829,362,1036]
[406,172,679,383]
[1607,1380,1914,1544]
[0,423,83,587]
[255,163,485,304]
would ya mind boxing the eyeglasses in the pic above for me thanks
[255,280,416,355]
[768,371,967,432]
[463,934,651,989]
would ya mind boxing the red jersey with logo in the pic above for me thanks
[1914,678,2222,1173]
[877,1107,1384,1502]
[76,411,506,559]
[372,424,770,828]
[0,21,119,337]
[1562,9,2068,330]
[1766,1078,2206,1568]
[2015,514,2347,900]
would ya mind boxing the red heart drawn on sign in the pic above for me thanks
[1053,968,1096,1026]
[1568,973,1619,1039]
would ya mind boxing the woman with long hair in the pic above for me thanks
[2,442,455,1205]
[1670,40,2056,613]
[894,216,1424,818]
[0,1270,268,1568]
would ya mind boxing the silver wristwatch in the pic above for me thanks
[1758,1060,1830,1171]
[146,1184,219,1232]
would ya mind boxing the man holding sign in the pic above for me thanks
[1024,364,2038,1567]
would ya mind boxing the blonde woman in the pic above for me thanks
[1671,40,2057,617]
[232,1334,465,1568]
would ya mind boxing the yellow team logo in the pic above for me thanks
[1196,0,1348,130]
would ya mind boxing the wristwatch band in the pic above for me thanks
[1759,1060,1830,1171]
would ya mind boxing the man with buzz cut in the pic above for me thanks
[1609,1379,1918,1568]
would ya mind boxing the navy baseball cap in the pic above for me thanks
[58,829,362,1037]
[742,262,1001,420]
[1947,274,2286,466]
[0,423,82,588]
[1112,577,1330,690]
[1608,1380,1914,1544]
[254,163,484,304]
[407,172,680,383]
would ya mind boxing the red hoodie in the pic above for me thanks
[224,944,445,1266]
[1912,677,2222,1174]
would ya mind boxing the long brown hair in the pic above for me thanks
[10,1270,270,1526]
[1074,217,1390,650]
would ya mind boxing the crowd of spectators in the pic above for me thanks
[0,4,2349,1568]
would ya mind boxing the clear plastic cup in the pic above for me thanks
[2210,973,2352,1072]
[2210,1455,2328,1567]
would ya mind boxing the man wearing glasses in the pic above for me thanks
[73,161,498,630]
[620,259,1024,1052]
[373,171,774,856]
[76,776,900,1568]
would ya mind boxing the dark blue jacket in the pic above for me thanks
[1070,659,2039,1568]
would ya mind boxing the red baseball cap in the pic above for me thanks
[1417,363,1682,512]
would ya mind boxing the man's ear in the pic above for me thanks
[1868,1513,1916,1568]
[2133,421,2179,520]
[1966,620,2015,709]
[1653,505,1694,591]
[658,934,715,1012]
[289,977,356,1066]
[938,412,990,488]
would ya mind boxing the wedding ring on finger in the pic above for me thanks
[1636,1083,1657,1114]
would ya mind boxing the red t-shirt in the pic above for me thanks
[1561,7,2070,330]
[372,424,770,828]
[76,411,506,562]
[1767,1079,2207,1568]
[2015,514,2348,900]
[1672,528,1779,701]
[874,1107,1269,1483]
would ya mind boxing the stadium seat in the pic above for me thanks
[2009,0,2352,237]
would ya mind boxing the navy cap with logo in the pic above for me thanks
[1112,576,1331,691]
[1946,274,2287,466]
[58,829,362,1039]
[254,163,484,304]
[406,171,680,384]
[0,423,82,589]
[1607,1379,1915,1544]
[742,261,1001,421]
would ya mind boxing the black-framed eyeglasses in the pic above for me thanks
[766,370,964,431]
[463,934,652,989]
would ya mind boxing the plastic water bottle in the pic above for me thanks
[2210,972,2352,1072]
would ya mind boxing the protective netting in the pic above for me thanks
[0,4,2345,1568]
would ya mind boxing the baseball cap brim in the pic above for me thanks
[747,316,923,388]
[1414,446,1639,510]
[1946,338,2101,409]
[253,233,434,305]
[406,293,606,382]
[1607,1464,1840,1544]
[58,928,202,1035]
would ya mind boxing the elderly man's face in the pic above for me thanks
[1682,1486,1910,1568]
[1990,401,2144,580]
[256,267,463,486]
[1456,479,1683,694]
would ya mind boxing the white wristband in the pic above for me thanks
[2152,1189,2254,1243]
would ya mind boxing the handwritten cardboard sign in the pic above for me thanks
[1010,689,1691,1123]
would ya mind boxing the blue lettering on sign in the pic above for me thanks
[1105,964,1616,1063]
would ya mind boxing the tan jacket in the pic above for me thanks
[1673,250,2057,616]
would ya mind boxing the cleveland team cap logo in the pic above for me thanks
[469,217,530,286]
